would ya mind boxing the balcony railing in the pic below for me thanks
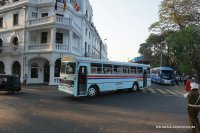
[28,43,71,53]
[28,44,50,51]
[27,16,82,33]
[0,45,20,55]
[55,16,70,26]
[28,16,53,27]
[55,44,69,51]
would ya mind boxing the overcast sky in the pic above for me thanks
[89,0,162,61]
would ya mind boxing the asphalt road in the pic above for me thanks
[0,84,191,133]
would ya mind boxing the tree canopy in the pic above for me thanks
[139,0,200,77]
[150,0,200,32]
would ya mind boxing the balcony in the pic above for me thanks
[0,45,20,55]
[27,16,53,27]
[0,0,38,10]
[27,43,69,53]
[28,43,50,52]
[27,16,82,34]
[54,44,69,52]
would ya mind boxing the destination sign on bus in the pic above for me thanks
[63,56,73,62]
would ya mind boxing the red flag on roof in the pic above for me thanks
[64,0,66,10]
[73,1,80,12]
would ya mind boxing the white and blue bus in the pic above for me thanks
[58,56,151,97]
[150,67,175,85]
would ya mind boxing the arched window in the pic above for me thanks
[31,63,38,78]
[0,61,5,74]
[0,38,3,47]
[12,61,21,76]
[54,59,61,77]
[13,37,18,46]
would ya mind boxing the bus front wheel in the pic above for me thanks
[88,86,99,97]
[132,83,139,92]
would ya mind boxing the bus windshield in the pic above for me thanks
[60,63,76,74]
[161,70,174,79]
[66,63,76,74]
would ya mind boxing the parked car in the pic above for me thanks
[0,74,21,94]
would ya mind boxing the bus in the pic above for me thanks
[58,56,151,97]
[150,67,175,85]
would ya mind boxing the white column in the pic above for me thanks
[24,59,29,84]
[69,30,73,52]
[25,31,30,52]
[49,63,55,85]
[51,27,56,51]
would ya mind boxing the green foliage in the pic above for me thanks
[167,26,200,75]
[139,0,200,77]
[138,31,175,67]
[150,0,200,32]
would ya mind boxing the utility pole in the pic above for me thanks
[160,50,163,67]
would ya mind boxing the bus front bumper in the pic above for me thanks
[58,86,74,95]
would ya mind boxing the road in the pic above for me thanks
[0,84,191,133]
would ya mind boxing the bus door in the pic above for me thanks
[143,70,147,87]
[78,66,87,95]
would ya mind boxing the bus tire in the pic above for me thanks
[132,82,139,92]
[88,86,99,97]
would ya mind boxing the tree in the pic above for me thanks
[139,0,200,77]
[167,26,200,78]
[150,0,200,32]
[138,32,173,67]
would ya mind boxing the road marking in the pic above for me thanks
[173,90,184,95]
[155,89,168,94]
[165,89,177,95]
[148,89,157,93]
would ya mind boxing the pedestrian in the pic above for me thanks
[23,74,27,85]
[186,78,192,92]
[186,83,200,133]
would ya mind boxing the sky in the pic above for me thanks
[89,0,162,61]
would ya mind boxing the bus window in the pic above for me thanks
[123,66,129,74]
[91,63,102,74]
[91,67,97,74]
[113,65,123,74]
[103,64,112,74]
[66,63,76,74]
[137,67,143,74]
[130,66,136,74]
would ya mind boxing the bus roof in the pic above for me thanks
[62,56,150,68]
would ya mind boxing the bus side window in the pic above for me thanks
[123,66,129,74]
[91,67,97,74]
[103,64,112,74]
[91,63,102,74]
[130,66,136,74]
[137,67,143,74]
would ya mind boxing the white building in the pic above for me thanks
[0,0,108,85]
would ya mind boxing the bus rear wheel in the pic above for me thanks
[88,86,99,97]
[132,83,139,92]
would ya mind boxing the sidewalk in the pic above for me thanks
[22,84,58,90]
